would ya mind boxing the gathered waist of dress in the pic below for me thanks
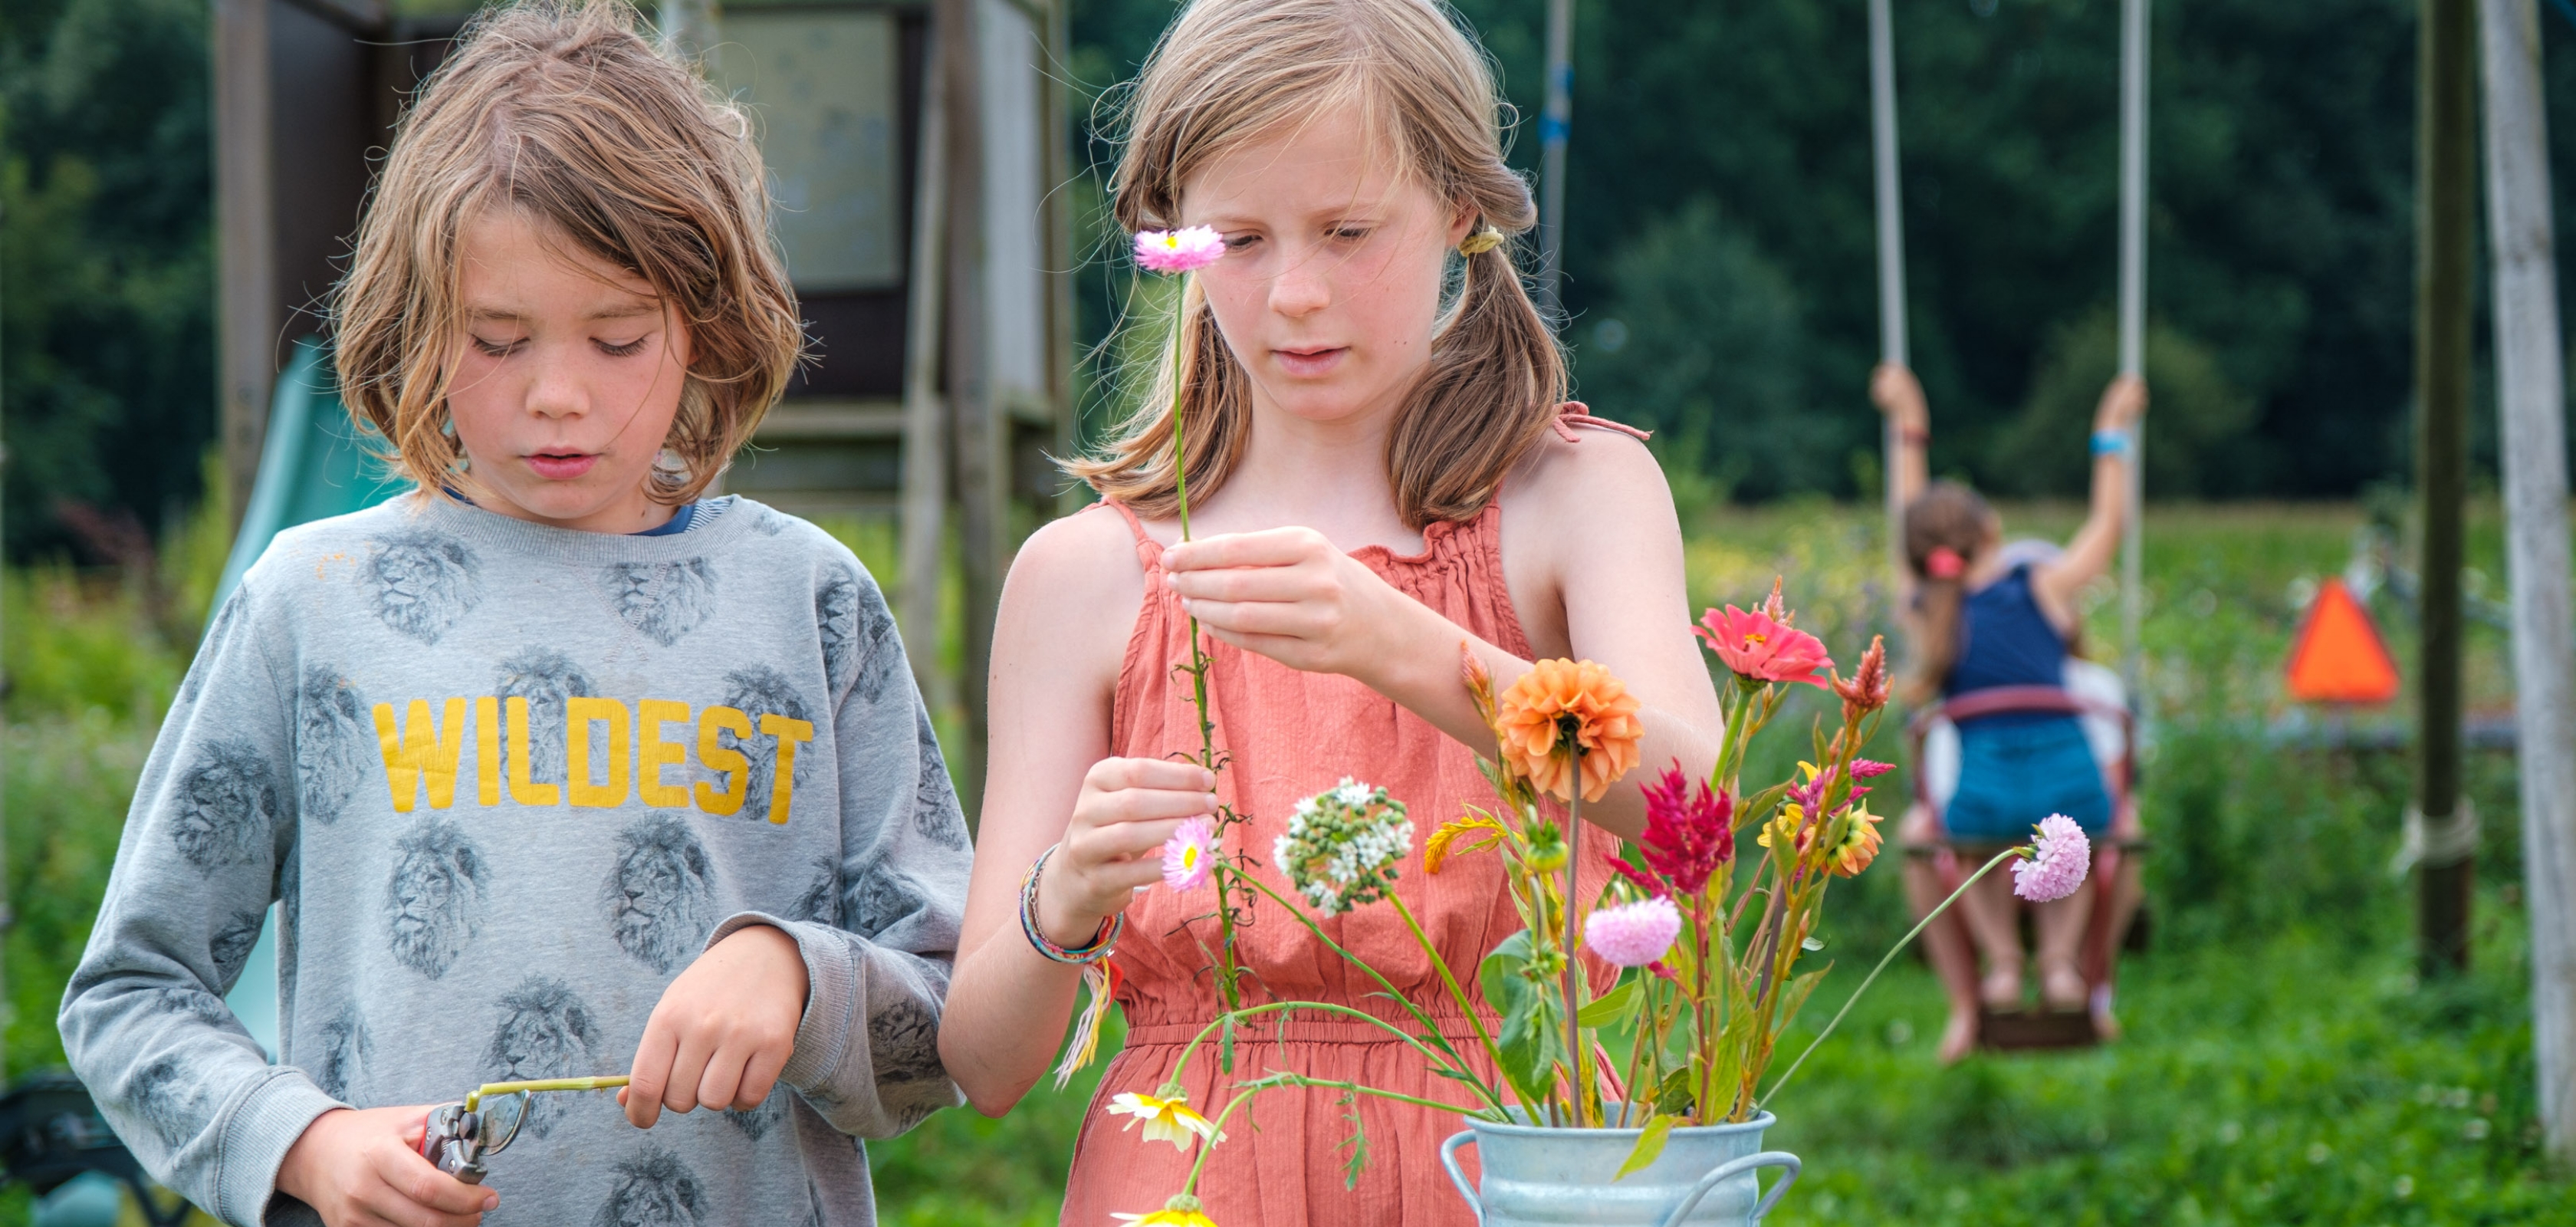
[1120,1005,1500,1049]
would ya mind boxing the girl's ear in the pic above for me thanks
[1446,202,1478,249]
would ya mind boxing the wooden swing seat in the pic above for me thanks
[1903,675,2147,1051]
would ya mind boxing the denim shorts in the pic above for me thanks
[1942,714,2114,843]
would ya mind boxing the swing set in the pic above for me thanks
[1868,0,2154,1051]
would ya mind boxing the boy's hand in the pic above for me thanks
[276,1104,497,1227]
[2094,373,2148,432]
[622,924,810,1128]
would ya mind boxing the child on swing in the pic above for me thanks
[1872,361,2146,1062]
[61,5,968,1223]
[934,1,1723,1222]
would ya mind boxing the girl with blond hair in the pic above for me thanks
[938,1,1723,1221]
[64,5,968,1224]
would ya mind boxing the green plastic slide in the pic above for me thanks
[216,339,406,1057]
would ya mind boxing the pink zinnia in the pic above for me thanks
[1133,226,1226,274]
[1613,763,1733,896]
[1163,817,1218,891]
[2012,814,2091,902]
[1584,896,1683,968]
[1694,604,1832,689]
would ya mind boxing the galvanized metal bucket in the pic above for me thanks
[1438,1109,1799,1226]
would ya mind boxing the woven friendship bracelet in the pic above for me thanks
[1020,843,1123,964]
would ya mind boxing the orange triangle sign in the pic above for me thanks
[2285,577,2401,704]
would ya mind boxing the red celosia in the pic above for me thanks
[1612,763,1735,896]
[1833,635,1891,715]
[1695,595,1833,689]
[1851,758,1896,780]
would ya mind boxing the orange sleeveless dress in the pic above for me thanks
[1060,497,1615,1227]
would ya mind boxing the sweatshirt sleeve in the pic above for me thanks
[59,583,342,1226]
[708,564,970,1138]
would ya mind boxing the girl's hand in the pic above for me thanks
[1040,758,1219,942]
[1870,362,1929,432]
[276,1104,498,1227]
[1162,528,1427,680]
[2093,374,2147,433]
[622,924,808,1129]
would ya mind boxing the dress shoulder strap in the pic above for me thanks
[1549,400,1654,444]
[1089,498,1163,571]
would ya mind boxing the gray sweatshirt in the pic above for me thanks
[60,494,971,1226]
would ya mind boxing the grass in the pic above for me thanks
[3,497,2565,1224]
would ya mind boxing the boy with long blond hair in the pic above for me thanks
[62,5,966,1223]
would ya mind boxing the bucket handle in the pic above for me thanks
[1438,1131,1484,1225]
[1440,1133,1802,1226]
[1661,1150,1802,1226]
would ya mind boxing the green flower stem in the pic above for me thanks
[1756,847,2022,1108]
[1562,776,1589,1127]
[1385,892,1516,1113]
[1711,681,1759,794]
[1168,1000,1472,1097]
[1222,876,1506,1113]
[1162,276,1241,1015]
[1181,1086,1263,1197]
[1238,1072,1481,1116]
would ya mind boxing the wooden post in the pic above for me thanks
[939,0,1001,817]
[2477,0,2576,1160]
[2414,0,2477,976]
[1536,0,1572,317]
[1868,0,1906,578]
[900,35,952,714]
[2116,0,2150,699]
[657,0,719,60]
[215,0,274,532]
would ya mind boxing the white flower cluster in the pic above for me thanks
[1273,777,1414,916]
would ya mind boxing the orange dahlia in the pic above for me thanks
[1493,659,1644,802]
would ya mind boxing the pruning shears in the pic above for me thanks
[418,1076,630,1184]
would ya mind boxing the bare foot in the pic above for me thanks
[2042,968,2088,1012]
[1980,967,2023,1011]
[1938,1008,1976,1064]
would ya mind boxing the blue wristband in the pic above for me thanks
[2091,429,2131,457]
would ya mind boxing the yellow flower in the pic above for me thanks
[1107,1090,1225,1151]
[1425,814,1504,875]
[1825,804,1884,877]
[1756,804,1804,856]
[1114,1196,1221,1227]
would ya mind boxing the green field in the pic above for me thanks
[2,499,2562,1225]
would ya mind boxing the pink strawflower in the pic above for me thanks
[1694,603,1832,689]
[1584,896,1683,968]
[2012,814,2091,902]
[1133,226,1226,274]
[1163,817,1218,891]
[1613,763,1733,896]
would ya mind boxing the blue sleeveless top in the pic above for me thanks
[1937,563,2114,836]
[1943,564,2065,725]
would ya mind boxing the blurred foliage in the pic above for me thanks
[1,0,215,561]
[1064,0,2576,503]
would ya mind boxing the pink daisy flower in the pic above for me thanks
[2012,814,2092,902]
[1583,896,1683,968]
[1133,226,1226,275]
[1163,817,1218,891]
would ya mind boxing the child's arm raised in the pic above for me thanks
[58,584,494,1227]
[624,559,973,1140]
[1163,430,1723,840]
[2032,375,2147,624]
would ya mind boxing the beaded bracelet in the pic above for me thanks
[1020,843,1123,964]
